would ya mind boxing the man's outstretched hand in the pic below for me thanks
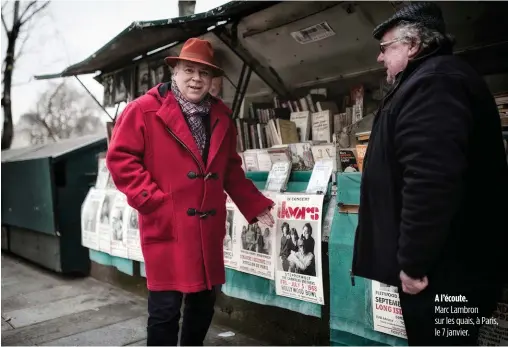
[257,208,274,227]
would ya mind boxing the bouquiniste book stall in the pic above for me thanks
[34,1,508,345]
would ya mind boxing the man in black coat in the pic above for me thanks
[352,2,508,345]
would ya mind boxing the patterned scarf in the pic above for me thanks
[171,76,212,156]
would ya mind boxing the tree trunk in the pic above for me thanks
[1,3,20,150]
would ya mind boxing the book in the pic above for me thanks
[265,160,292,192]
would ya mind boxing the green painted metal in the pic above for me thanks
[57,144,106,273]
[1,135,107,274]
[1,158,57,235]
[329,173,407,346]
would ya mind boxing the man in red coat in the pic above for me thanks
[107,38,274,346]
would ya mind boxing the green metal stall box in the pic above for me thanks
[1,134,107,275]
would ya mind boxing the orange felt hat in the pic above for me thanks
[164,38,223,76]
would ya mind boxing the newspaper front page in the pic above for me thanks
[275,193,325,305]
[234,191,277,280]
[80,187,104,251]
[372,280,407,339]
[125,206,143,262]
[95,157,110,189]
[97,190,117,254]
[223,194,239,270]
[109,193,128,258]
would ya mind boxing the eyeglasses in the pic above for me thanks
[379,38,402,53]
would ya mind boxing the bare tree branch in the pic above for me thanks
[20,1,50,26]
[18,1,37,23]
[2,0,51,149]
[1,12,9,34]
[14,21,33,62]
[43,81,66,141]
[19,80,104,146]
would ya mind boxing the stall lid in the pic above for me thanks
[1,133,106,164]
[34,1,279,80]
[226,1,508,96]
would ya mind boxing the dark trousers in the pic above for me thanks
[147,288,216,346]
[399,285,499,346]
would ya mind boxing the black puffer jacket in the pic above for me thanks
[351,44,508,290]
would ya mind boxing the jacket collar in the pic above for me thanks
[155,86,230,171]
[383,42,453,103]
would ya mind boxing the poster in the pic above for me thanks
[97,190,117,254]
[125,206,143,262]
[80,187,104,250]
[95,156,110,189]
[137,62,150,97]
[114,68,131,104]
[102,74,115,107]
[149,60,171,86]
[223,194,239,270]
[371,280,407,339]
[275,193,325,305]
[235,191,277,280]
[109,192,128,258]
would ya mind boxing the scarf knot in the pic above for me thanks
[171,78,211,156]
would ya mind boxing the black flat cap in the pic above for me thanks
[373,2,446,40]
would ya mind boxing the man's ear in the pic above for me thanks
[408,39,420,59]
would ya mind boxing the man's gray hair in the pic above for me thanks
[395,20,455,52]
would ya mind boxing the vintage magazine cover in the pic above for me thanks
[109,192,128,258]
[371,280,407,339]
[80,187,104,251]
[306,159,333,194]
[223,194,239,270]
[275,193,325,305]
[97,189,117,254]
[233,191,277,280]
[125,206,143,262]
[95,156,110,189]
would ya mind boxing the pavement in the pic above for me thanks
[1,253,269,346]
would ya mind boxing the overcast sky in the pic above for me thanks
[1,0,227,129]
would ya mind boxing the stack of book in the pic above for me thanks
[236,85,369,173]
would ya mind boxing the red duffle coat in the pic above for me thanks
[106,85,273,293]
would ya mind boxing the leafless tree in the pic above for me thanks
[2,0,51,150]
[17,80,103,146]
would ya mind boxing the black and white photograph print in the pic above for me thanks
[99,193,113,225]
[277,220,316,277]
[102,74,115,107]
[114,69,132,103]
[239,221,271,255]
[83,201,99,232]
[137,62,150,96]
[223,209,234,251]
[110,205,124,242]
[129,208,139,231]
[149,61,170,86]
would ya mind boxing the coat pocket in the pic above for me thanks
[139,195,177,244]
